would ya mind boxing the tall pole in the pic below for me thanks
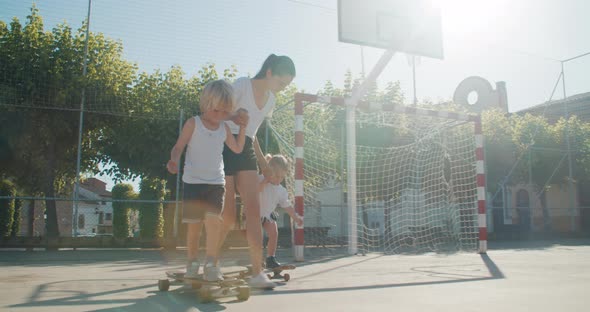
[561,61,575,232]
[346,100,357,255]
[173,109,184,240]
[264,117,269,151]
[73,0,92,237]
[528,148,533,230]
[360,46,366,76]
[350,50,395,105]
[347,49,395,255]
[412,55,417,106]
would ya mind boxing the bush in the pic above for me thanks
[112,183,136,239]
[11,198,22,237]
[138,178,165,239]
[0,180,16,237]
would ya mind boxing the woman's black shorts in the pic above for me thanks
[223,135,258,175]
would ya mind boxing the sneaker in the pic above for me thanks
[249,272,276,289]
[203,264,224,282]
[266,256,281,269]
[185,260,200,279]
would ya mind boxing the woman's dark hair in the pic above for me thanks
[253,54,296,79]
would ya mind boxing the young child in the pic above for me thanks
[256,152,303,269]
[167,79,248,281]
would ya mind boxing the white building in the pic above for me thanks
[73,178,113,236]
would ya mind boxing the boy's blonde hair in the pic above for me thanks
[199,79,236,112]
[268,154,290,173]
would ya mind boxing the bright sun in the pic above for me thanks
[430,0,509,39]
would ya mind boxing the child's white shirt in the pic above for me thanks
[258,174,291,220]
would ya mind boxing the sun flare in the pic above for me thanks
[430,0,509,38]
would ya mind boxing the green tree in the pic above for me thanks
[99,64,237,183]
[0,6,136,237]
[512,113,562,187]
[96,64,237,239]
[138,178,166,239]
[481,109,590,227]
[11,198,22,237]
[0,180,16,237]
[481,109,517,195]
[552,116,590,181]
[112,183,136,239]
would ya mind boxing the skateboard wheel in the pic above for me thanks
[283,273,290,282]
[199,288,213,303]
[158,279,170,291]
[237,286,250,301]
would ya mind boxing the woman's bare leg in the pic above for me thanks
[236,170,263,275]
[216,175,236,263]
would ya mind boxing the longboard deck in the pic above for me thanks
[244,264,296,273]
[267,264,296,281]
[159,270,250,302]
[269,264,296,273]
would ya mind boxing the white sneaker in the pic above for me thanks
[203,264,224,282]
[185,261,200,279]
[249,272,276,289]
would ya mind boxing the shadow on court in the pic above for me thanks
[4,239,590,312]
[7,278,230,312]
[251,252,504,296]
[4,250,505,310]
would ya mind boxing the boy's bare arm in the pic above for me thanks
[283,206,303,226]
[228,108,249,124]
[253,137,270,176]
[224,122,247,153]
[224,109,248,153]
[167,118,195,174]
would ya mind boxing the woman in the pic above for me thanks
[220,54,296,288]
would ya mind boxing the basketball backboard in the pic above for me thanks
[338,0,443,59]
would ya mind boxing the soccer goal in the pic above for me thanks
[269,93,487,260]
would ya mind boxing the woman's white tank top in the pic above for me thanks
[226,77,275,139]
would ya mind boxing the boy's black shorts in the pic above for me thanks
[261,211,279,224]
[223,136,257,175]
[182,183,225,223]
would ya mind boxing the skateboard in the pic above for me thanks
[238,265,254,279]
[158,270,250,302]
[266,264,295,281]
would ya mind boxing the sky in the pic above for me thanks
[2,0,589,191]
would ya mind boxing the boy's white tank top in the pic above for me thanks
[182,116,226,185]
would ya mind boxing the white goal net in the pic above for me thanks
[268,94,482,255]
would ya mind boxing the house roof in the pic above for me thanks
[81,178,112,198]
[516,92,590,123]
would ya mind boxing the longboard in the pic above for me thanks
[158,270,250,302]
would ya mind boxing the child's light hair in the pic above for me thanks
[268,154,290,173]
[199,79,236,112]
